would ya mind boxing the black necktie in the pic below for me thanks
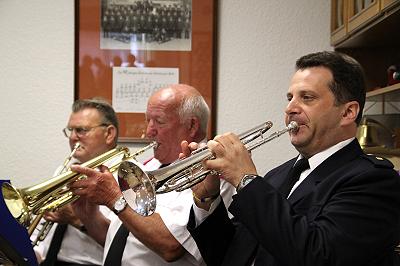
[103,162,168,266]
[279,158,310,198]
[103,224,129,266]
[40,223,68,266]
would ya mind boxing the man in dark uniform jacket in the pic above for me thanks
[183,51,400,266]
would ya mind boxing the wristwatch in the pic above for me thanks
[112,196,127,215]
[236,174,258,192]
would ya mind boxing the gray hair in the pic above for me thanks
[178,94,210,136]
[72,98,119,142]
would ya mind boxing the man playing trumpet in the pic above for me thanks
[182,51,400,266]
[36,98,119,266]
[69,84,235,265]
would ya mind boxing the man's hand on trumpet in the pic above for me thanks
[180,140,220,210]
[67,164,122,245]
[69,165,122,209]
[43,204,82,229]
[205,133,258,189]
[180,133,258,211]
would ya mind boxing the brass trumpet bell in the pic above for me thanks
[1,147,131,227]
[2,184,28,226]
[1,142,156,229]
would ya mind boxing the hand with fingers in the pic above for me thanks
[68,164,121,244]
[205,132,258,189]
[71,195,100,225]
[43,204,81,227]
[69,164,122,210]
[180,140,221,210]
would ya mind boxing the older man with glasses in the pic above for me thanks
[34,98,119,266]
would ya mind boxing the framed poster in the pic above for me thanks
[75,0,217,142]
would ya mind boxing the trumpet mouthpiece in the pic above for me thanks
[73,142,81,150]
[288,121,299,132]
[151,141,159,149]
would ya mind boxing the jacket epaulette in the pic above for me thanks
[362,153,394,169]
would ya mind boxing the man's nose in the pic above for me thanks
[146,121,156,138]
[69,129,80,141]
[285,98,300,115]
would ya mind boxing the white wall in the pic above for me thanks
[0,1,74,186]
[0,0,330,187]
[216,1,331,175]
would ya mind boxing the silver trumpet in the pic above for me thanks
[31,142,81,246]
[117,121,299,216]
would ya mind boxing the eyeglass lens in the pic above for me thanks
[63,124,107,138]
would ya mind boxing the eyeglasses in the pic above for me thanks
[62,124,108,138]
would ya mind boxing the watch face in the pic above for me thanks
[237,174,257,192]
[242,175,257,186]
[243,178,253,186]
[114,197,127,212]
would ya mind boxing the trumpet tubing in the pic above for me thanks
[1,142,156,231]
[30,142,80,245]
[117,121,299,216]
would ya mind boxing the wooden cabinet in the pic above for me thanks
[331,0,400,47]
[347,0,380,32]
[381,0,399,9]
[331,0,400,166]
[331,0,347,44]
[331,0,400,93]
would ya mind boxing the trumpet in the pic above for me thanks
[1,142,157,233]
[117,121,298,216]
[30,142,81,246]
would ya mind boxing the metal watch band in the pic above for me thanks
[236,174,258,192]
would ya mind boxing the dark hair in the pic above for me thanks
[296,51,366,124]
[72,98,119,141]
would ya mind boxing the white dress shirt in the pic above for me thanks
[33,155,121,264]
[103,157,235,266]
[288,137,354,197]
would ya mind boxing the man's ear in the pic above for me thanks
[188,117,200,138]
[341,101,360,126]
[105,125,117,145]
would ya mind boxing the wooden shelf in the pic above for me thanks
[366,83,400,101]
[332,1,400,93]
[363,146,400,156]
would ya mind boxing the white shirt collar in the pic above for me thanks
[301,137,355,171]
[289,137,355,197]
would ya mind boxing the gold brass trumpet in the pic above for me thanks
[1,142,157,231]
[117,121,299,216]
[31,142,81,246]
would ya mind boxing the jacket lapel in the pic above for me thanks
[267,158,297,189]
[288,139,363,204]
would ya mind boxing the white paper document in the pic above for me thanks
[112,67,179,113]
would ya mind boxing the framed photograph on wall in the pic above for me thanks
[75,0,217,142]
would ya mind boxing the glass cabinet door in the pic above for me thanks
[331,0,347,45]
[348,0,380,32]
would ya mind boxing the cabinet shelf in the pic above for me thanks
[363,146,400,156]
[366,83,400,101]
